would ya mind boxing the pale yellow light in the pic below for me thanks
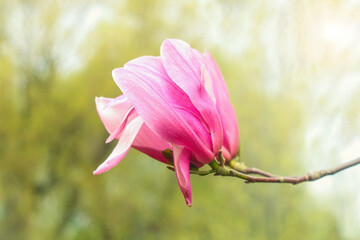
[322,20,356,51]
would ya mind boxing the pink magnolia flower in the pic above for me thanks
[94,39,239,206]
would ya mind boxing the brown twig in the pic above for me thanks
[228,160,278,177]
[209,154,360,185]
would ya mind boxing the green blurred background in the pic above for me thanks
[1,0,360,239]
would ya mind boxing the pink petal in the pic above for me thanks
[201,65,216,103]
[112,67,214,163]
[203,52,229,98]
[173,145,192,207]
[125,56,203,121]
[160,39,223,155]
[93,116,144,175]
[105,108,137,143]
[132,123,171,164]
[95,96,133,134]
[126,56,212,152]
[204,52,239,159]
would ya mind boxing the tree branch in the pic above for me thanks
[228,160,278,177]
[208,154,360,184]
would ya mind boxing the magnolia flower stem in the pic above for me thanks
[208,155,360,184]
[228,160,278,178]
[217,151,226,167]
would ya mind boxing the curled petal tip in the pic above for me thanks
[112,68,121,79]
[186,198,192,207]
[95,96,108,111]
[93,156,119,175]
[92,164,108,175]
[105,136,113,144]
[95,96,104,103]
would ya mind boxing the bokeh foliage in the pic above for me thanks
[1,0,357,239]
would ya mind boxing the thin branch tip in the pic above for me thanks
[222,156,360,184]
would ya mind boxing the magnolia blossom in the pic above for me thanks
[94,39,239,206]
